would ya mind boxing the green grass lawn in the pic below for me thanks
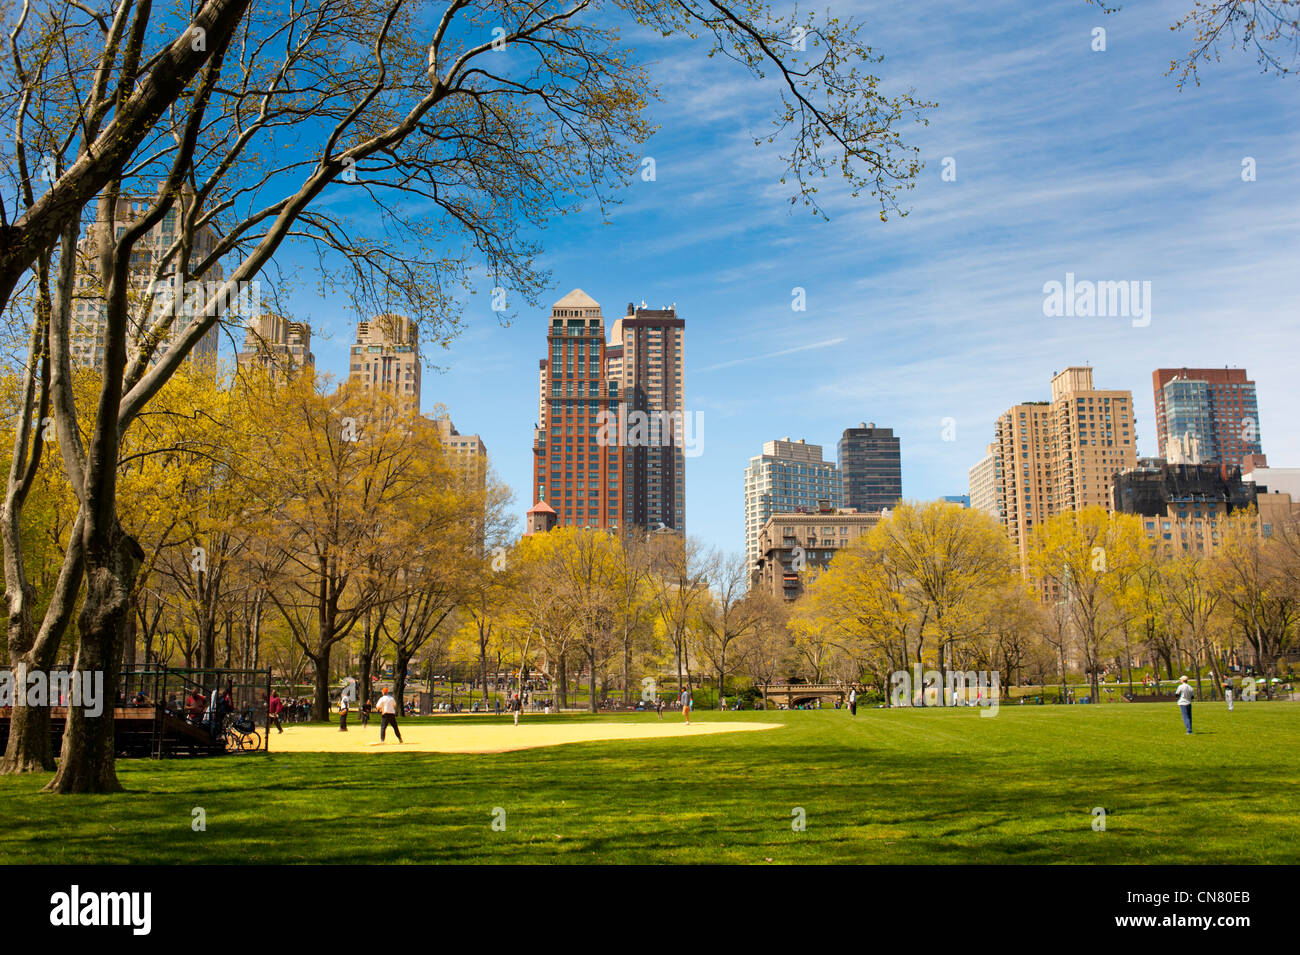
[1,702,1296,864]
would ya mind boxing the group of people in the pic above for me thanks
[334,688,404,742]
[157,683,241,742]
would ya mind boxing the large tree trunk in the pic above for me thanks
[622,632,631,703]
[311,576,338,720]
[310,649,331,721]
[359,610,377,708]
[45,525,142,793]
[717,647,727,710]
[2,520,80,775]
[199,615,215,670]
[394,649,413,710]
[2,664,56,773]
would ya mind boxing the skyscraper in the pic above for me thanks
[530,290,624,530]
[237,313,314,378]
[348,314,420,414]
[968,442,1002,520]
[70,195,222,370]
[837,422,901,511]
[994,367,1137,565]
[1152,368,1263,470]
[608,301,686,531]
[744,438,843,565]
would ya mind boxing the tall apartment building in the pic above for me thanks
[1152,368,1263,470]
[607,301,686,531]
[994,367,1137,565]
[744,438,843,565]
[837,423,901,511]
[530,290,624,530]
[237,313,314,378]
[348,314,420,414]
[71,195,222,370]
[968,442,1002,520]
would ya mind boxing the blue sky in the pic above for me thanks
[262,0,1300,557]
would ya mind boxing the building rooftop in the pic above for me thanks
[553,288,600,309]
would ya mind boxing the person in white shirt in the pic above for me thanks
[1176,676,1195,734]
[848,687,857,717]
[375,688,403,743]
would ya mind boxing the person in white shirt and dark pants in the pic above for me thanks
[376,688,403,743]
[1176,676,1194,734]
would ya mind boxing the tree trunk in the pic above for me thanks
[359,611,376,708]
[310,650,331,721]
[588,644,598,713]
[622,632,631,704]
[121,612,138,698]
[1,680,55,773]
[717,642,727,709]
[917,641,927,708]
[45,525,142,794]
[1123,626,1134,695]
[394,650,413,711]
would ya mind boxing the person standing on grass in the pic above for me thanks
[512,693,521,727]
[1176,676,1195,734]
[848,686,857,717]
[338,695,349,732]
[679,686,692,725]
[655,695,664,720]
[376,687,403,743]
[268,690,284,734]
[1224,678,1234,712]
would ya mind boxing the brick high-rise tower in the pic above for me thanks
[531,290,625,530]
[1152,367,1262,470]
[994,367,1137,566]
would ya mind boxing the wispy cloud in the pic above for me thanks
[695,337,847,373]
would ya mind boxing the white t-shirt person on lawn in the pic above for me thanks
[1176,676,1195,735]
[375,688,404,744]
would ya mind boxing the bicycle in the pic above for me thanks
[222,708,262,752]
